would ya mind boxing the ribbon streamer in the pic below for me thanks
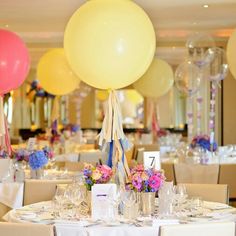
[51,96,60,123]
[98,91,131,177]
[0,96,6,137]
[0,96,12,156]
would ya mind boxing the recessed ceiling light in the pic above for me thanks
[203,4,209,8]
[5,24,9,28]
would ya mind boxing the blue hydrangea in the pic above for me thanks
[29,151,48,170]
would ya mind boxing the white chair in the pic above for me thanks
[0,222,54,236]
[79,150,107,164]
[219,164,236,199]
[174,163,219,184]
[0,159,10,181]
[23,179,72,205]
[160,222,235,236]
[180,183,229,204]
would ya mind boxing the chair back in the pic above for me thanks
[23,179,72,205]
[219,164,236,199]
[181,183,229,204]
[0,203,11,221]
[160,222,235,236]
[174,163,219,184]
[0,222,54,236]
[162,163,175,183]
[65,162,84,172]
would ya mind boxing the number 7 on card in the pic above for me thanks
[143,151,161,170]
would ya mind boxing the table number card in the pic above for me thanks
[91,183,116,220]
[143,151,161,170]
[27,138,36,151]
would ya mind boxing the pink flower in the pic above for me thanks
[148,175,162,190]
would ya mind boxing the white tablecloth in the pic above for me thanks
[3,201,236,236]
[55,225,157,236]
[0,182,24,208]
[54,153,79,162]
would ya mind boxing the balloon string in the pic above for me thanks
[4,115,12,156]
[187,96,194,143]
[209,82,217,152]
[51,96,60,123]
[0,96,6,137]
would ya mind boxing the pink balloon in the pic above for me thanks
[0,29,30,95]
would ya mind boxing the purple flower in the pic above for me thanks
[191,135,217,151]
[29,151,48,170]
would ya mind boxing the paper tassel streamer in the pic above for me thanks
[152,101,160,141]
[0,96,12,156]
[98,91,131,178]
[4,115,12,156]
[51,96,60,122]
[0,96,5,137]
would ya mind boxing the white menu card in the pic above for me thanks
[91,183,116,220]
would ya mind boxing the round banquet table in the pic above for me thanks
[3,200,236,236]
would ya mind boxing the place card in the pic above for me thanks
[91,183,116,220]
[27,138,36,151]
[143,151,161,170]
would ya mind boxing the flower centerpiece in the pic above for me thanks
[190,134,217,152]
[83,163,113,191]
[13,146,53,179]
[126,164,165,193]
[126,164,165,216]
[190,135,218,164]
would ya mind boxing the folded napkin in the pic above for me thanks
[203,201,230,210]
[0,182,24,208]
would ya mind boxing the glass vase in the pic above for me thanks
[140,192,155,216]
[30,168,44,179]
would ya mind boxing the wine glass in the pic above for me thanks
[173,184,188,209]
[121,190,137,220]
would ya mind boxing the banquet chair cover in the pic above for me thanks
[0,159,10,181]
[160,222,235,236]
[0,203,11,221]
[219,164,236,199]
[180,183,229,204]
[0,222,54,236]
[136,148,145,164]
[23,179,72,205]
[65,162,84,172]
[174,163,219,184]
[79,151,107,165]
[161,163,175,183]
[54,161,66,169]
[133,144,159,160]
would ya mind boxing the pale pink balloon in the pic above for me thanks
[0,29,30,95]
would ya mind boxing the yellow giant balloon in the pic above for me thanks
[37,49,80,95]
[64,0,156,90]
[227,29,236,79]
[133,58,174,98]
[126,90,143,105]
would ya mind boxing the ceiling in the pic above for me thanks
[0,0,236,67]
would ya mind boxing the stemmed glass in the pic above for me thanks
[173,184,188,210]
[52,185,67,218]
[120,190,137,220]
